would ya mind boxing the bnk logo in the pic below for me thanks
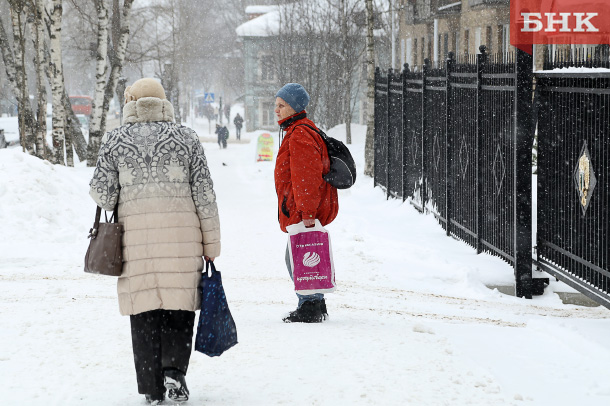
[521,13,599,33]
[510,0,610,53]
[302,252,321,267]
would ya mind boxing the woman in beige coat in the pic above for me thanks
[89,78,220,405]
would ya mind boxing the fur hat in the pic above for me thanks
[124,78,166,103]
[275,83,310,113]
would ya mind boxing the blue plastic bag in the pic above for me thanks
[195,261,238,356]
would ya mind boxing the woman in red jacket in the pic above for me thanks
[274,83,339,323]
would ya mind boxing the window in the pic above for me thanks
[464,30,470,55]
[260,57,274,81]
[410,38,419,69]
[443,33,449,59]
[475,27,482,54]
[261,102,275,127]
[486,26,493,52]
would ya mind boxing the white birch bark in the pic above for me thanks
[88,0,134,165]
[7,1,36,154]
[364,0,376,177]
[48,0,68,165]
[32,0,48,159]
[87,0,109,163]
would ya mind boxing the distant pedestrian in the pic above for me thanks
[215,124,228,149]
[233,113,243,140]
[224,104,231,123]
[273,83,339,323]
[89,78,221,405]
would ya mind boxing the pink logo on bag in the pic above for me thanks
[288,225,336,295]
[302,252,321,267]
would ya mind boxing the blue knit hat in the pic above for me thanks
[275,83,310,113]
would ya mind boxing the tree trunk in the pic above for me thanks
[88,0,134,166]
[87,0,109,165]
[48,0,68,165]
[39,31,89,162]
[62,90,89,161]
[32,0,48,159]
[340,0,352,144]
[6,1,36,155]
[364,0,376,178]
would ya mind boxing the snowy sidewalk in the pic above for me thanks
[1,124,609,406]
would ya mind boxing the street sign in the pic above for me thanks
[204,93,215,103]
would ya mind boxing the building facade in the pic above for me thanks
[398,0,511,68]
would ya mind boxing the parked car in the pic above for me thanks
[69,95,92,116]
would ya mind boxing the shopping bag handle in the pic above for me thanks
[205,259,216,276]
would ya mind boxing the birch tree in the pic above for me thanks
[87,0,109,158]
[2,0,36,154]
[87,0,134,166]
[31,0,48,158]
[48,0,71,165]
[364,0,375,177]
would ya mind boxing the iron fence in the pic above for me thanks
[374,46,610,307]
[374,47,545,300]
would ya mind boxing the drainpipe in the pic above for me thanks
[434,19,439,65]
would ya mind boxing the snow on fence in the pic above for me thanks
[374,46,610,308]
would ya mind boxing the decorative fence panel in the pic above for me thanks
[480,54,517,264]
[424,65,448,222]
[536,52,610,308]
[388,71,404,198]
[403,69,424,206]
[449,57,479,249]
[374,70,388,190]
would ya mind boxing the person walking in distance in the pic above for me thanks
[273,83,338,323]
[89,78,221,405]
[233,113,244,141]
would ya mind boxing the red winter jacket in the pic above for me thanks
[274,111,339,233]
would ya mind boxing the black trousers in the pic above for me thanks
[130,309,195,396]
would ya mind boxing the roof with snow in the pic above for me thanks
[236,7,280,37]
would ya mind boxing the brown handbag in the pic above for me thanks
[84,205,124,276]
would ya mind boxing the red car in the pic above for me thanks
[69,95,93,116]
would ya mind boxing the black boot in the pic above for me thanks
[283,300,325,323]
[144,393,164,405]
[320,299,329,320]
[164,369,189,402]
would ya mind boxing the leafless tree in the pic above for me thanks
[86,0,135,166]
[1,0,36,154]
[364,0,375,177]
[48,0,71,165]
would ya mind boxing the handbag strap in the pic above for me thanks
[89,203,119,239]
[104,203,119,223]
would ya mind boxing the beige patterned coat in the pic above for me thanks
[89,97,220,315]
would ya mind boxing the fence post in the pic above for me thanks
[445,53,455,236]
[475,47,487,254]
[421,59,429,209]
[402,63,409,201]
[374,67,380,188]
[514,48,534,299]
[386,68,392,200]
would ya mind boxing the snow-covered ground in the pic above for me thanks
[1,119,609,406]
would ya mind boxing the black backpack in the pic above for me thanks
[296,124,356,189]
